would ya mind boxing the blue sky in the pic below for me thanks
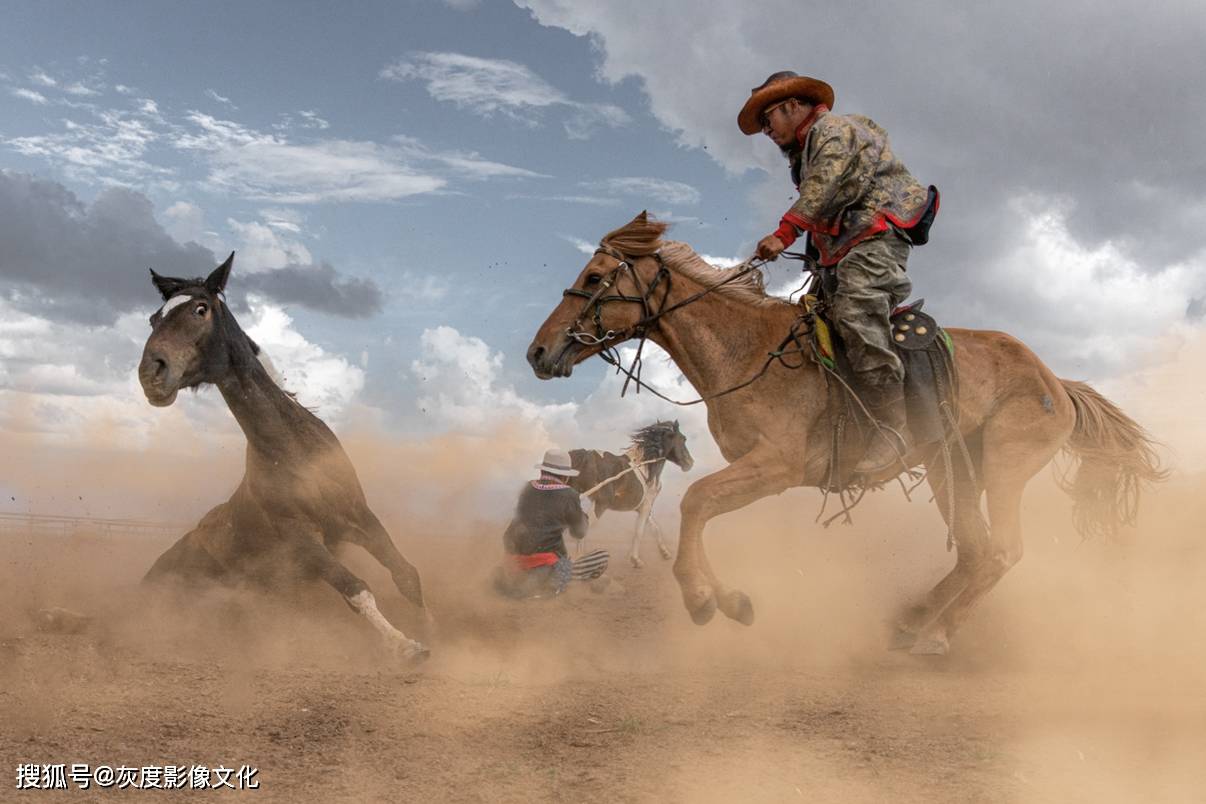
[1,0,1204,487]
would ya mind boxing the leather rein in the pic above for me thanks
[560,244,812,405]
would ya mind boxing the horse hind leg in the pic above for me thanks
[910,394,1070,655]
[648,513,673,560]
[890,440,986,651]
[294,537,428,662]
[341,513,427,613]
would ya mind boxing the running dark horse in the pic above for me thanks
[568,420,694,568]
[137,253,430,660]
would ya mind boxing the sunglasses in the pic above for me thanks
[758,99,793,130]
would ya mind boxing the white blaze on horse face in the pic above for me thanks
[158,294,194,318]
[348,590,425,657]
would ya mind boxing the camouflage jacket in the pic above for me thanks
[783,111,932,265]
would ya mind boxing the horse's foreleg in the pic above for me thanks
[630,501,652,568]
[675,444,796,626]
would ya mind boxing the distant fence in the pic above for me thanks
[0,512,185,539]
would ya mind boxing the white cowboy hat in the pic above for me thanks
[535,448,579,477]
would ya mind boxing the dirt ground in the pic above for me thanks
[2,471,1205,803]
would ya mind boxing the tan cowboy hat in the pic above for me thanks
[535,448,579,477]
[738,71,835,135]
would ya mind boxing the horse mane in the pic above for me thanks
[630,420,676,460]
[600,215,793,310]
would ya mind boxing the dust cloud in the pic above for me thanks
[2,342,1205,801]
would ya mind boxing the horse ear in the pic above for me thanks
[635,210,648,223]
[674,419,680,430]
[149,268,191,301]
[205,252,235,295]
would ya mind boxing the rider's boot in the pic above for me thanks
[853,380,909,476]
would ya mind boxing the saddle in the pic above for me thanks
[804,294,959,488]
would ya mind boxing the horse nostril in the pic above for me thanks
[153,357,167,379]
[527,344,546,367]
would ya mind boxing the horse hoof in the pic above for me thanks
[687,593,717,626]
[659,546,673,561]
[909,636,949,656]
[402,641,431,663]
[888,627,918,651]
[720,591,755,626]
[630,556,645,569]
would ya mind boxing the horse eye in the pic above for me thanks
[194,302,208,316]
[584,274,602,286]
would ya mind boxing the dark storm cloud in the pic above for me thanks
[0,171,383,321]
[521,0,1206,264]
[240,262,384,318]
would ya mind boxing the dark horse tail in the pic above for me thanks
[1057,380,1167,539]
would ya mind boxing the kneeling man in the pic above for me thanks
[493,449,609,598]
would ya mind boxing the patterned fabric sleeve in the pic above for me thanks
[784,120,863,237]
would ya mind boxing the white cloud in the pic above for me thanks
[582,176,702,205]
[258,206,305,233]
[175,112,447,202]
[390,135,547,180]
[407,326,722,483]
[4,108,170,185]
[508,193,620,206]
[410,326,578,436]
[562,235,598,255]
[396,273,451,303]
[244,299,365,418]
[298,110,329,130]
[381,51,630,138]
[63,82,100,97]
[205,88,235,106]
[226,218,313,272]
[971,196,1206,376]
[29,70,57,88]
[11,88,48,105]
[0,296,366,446]
[162,201,209,246]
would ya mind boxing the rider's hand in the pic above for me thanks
[756,234,787,261]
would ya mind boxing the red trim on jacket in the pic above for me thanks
[812,201,936,265]
[773,219,799,247]
[794,104,829,148]
[782,210,840,238]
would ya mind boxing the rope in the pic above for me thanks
[578,457,662,499]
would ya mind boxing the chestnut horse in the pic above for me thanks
[527,213,1165,655]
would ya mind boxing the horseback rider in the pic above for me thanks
[739,72,939,475]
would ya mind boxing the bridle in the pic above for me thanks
[562,243,672,349]
[559,242,808,404]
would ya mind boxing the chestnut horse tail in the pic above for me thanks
[1057,379,1167,539]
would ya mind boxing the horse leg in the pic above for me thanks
[910,396,1069,655]
[890,445,987,650]
[294,537,428,661]
[674,443,796,626]
[630,500,652,569]
[648,513,673,561]
[341,513,427,611]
